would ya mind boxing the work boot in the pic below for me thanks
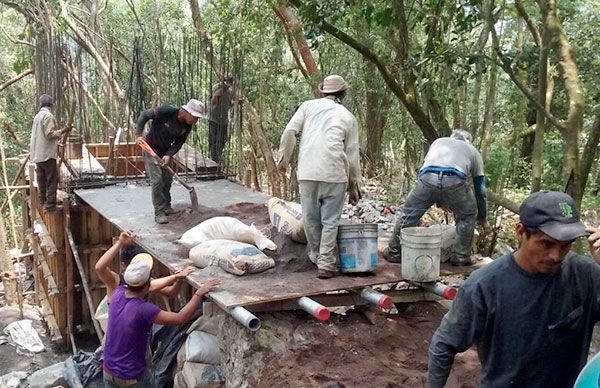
[164,207,178,215]
[317,269,337,279]
[450,256,474,266]
[155,213,168,224]
[382,247,402,263]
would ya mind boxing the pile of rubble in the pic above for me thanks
[342,179,455,231]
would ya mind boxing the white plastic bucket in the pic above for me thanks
[338,224,378,273]
[429,224,456,263]
[401,227,442,282]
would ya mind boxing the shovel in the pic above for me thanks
[137,138,199,211]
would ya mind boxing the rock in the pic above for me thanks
[26,362,67,388]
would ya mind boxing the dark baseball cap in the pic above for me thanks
[519,191,587,242]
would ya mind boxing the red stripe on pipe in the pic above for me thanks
[443,287,457,300]
[315,306,331,321]
[378,295,394,310]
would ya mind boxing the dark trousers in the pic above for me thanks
[208,121,228,165]
[36,158,58,204]
[143,152,172,216]
[388,172,477,261]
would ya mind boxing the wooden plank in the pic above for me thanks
[65,213,104,342]
[174,143,218,171]
[69,144,105,175]
[33,209,58,255]
[29,233,59,296]
[64,198,75,351]
[243,289,441,313]
[38,286,63,343]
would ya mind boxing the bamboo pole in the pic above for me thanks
[0,130,19,247]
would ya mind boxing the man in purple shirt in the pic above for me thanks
[103,254,220,387]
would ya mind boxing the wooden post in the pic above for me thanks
[107,135,115,178]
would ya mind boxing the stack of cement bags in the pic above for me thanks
[267,197,306,243]
[179,217,276,276]
[174,314,225,388]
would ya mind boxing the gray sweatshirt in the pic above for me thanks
[428,253,600,387]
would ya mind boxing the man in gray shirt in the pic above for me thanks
[428,191,600,387]
[384,129,488,266]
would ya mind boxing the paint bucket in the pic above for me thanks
[66,133,83,159]
[401,227,442,282]
[338,224,378,273]
[430,224,456,263]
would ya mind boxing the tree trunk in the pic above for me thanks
[542,0,585,207]
[479,51,498,162]
[273,4,320,94]
[468,3,491,134]
[364,61,391,177]
[580,111,600,194]
[531,17,551,193]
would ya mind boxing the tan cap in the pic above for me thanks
[319,75,348,94]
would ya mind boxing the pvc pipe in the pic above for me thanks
[359,288,395,310]
[419,282,457,300]
[230,306,261,331]
[297,297,330,321]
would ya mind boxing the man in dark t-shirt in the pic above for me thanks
[135,99,206,224]
[428,191,600,387]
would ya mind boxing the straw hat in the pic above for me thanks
[319,75,348,94]
[182,99,207,118]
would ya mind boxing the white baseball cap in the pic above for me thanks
[123,253,153,287]
[181,99,207,119]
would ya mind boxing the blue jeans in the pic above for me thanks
[388,172,477,261]
[299,180,347,272]
[103,368,154,388]
[143,152,172,216]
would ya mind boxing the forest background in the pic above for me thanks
[0,0,599,252]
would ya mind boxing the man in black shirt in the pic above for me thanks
[428,191,600,387]
[135,99,206,224]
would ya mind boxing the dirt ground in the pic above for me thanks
[254,303,480,388]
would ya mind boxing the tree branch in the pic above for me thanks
[515,0,541,47]
[0,68,34,93]
[488,21,566,131]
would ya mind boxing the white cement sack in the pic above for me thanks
[189,240,275,276]
[182,362,225,388]
[177,216,276,251]
[94,295,109,334]
[267,197,306,243]
[173,370,188,388]
[186,331,220,364]
[3,319,44,353]
[187,314,221,336]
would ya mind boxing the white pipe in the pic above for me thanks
[230,306,261,331]
[359,288,394,309]
[297,297,330,321]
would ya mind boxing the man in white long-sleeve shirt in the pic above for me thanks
[277,75,361,279]
[30,94,71,211]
